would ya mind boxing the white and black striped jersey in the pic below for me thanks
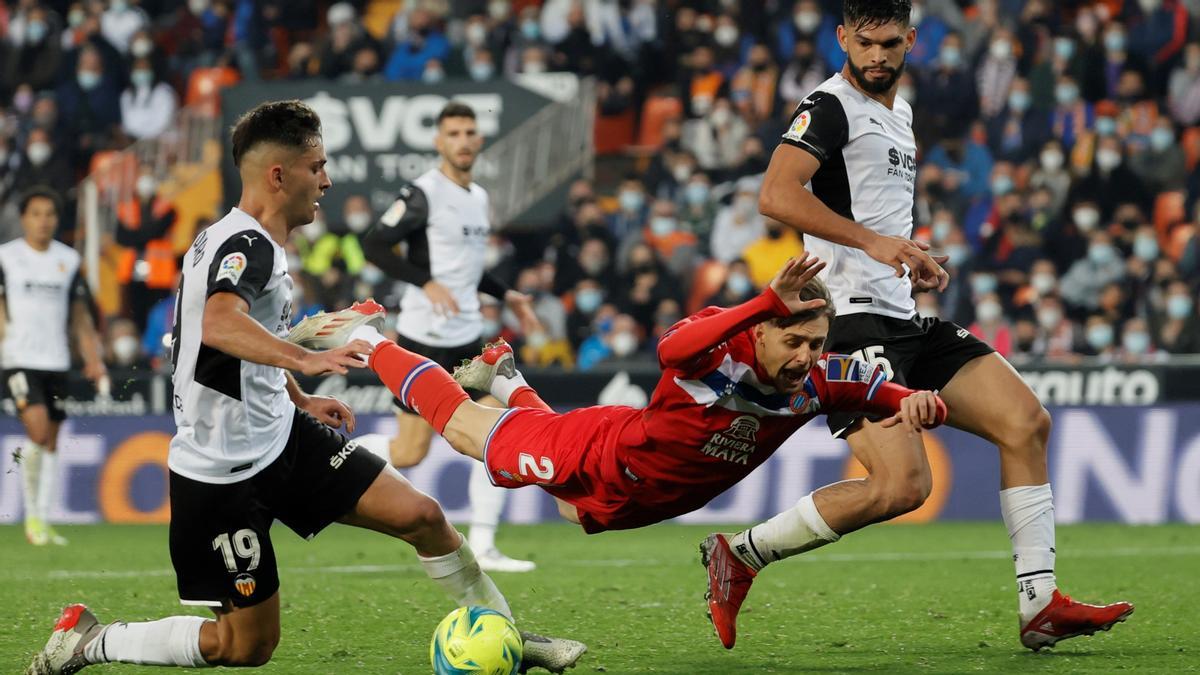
[168,208,295,484]
[364,168,509,348]
[0,239,88,371]
[782,73,918,319]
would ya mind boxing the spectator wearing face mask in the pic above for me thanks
[101,0,149,54]
[709,175,765,264]
[55,43,121,162]
[1068,135,1151,222]
[106,317,151,370]
[978,31,1019,120]
[968,291,1012,357]
[621,198,697,282]
[683,97,749,171]
[115,167,178,332]
[1100,22,1149,101]
[1167,42,1200,125]
[383,9,450,81]
[608,175,649,241]
[705,258,755,307]
[729,43,778,127]
[1008,318,1040,365]
[1129,119,1187,193]
[298,193,369,281]
[775,0,839,73]
[1,5,63,95]
[10,129,74,226]
[317,3,383,80]
[576,312,642,371]
[1059,231,1127,312]
[1029,140,1071,213]
[1084,314,1119,361]
[1118,316,1168,364]
[567,277,607,350]
[1130,0,1189,83]
[1034,295,1081,362]
[778,36,827,109]
[677,172,718,246]
[1153,280,1200,353]
[920,32,978,143]
[986,77,1050,164]
[1049,74,1093,152]
[120,56,177,140]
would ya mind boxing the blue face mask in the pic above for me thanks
[932,220,952,242]
[1087,324,1114,350]
[1167,295,1193,319]
[1089,244,1116,266]
[649,216,676,237]
[77,71,101,90]
[727,272,752,296]
[1095,117,1117,137]
[1055,83,1079,106]
[991,176,1014,196]
[521,20,539,41]
[685,183,710,207]
[1134,236,1159,262]
[576,288,603,314]
[945,244,970,267]
[971,273,998,296]
[1008,91,1031,113]
[469,62,495,81]
[26,20,47,43]
[619,190,644,213]
[1104,32,1126,53]
[1151,127,1173,152]
[1054,38,1075,61]
[1123,331,1150,354]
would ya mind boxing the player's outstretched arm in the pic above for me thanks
[761,143,948,291]
[658,255,824,370]
[815,356,946,434]
[70,296,107,386]
[202,292,372,376]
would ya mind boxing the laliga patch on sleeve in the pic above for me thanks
[782,110,812,142]
[380,198,407,227]
[215,252,247,285]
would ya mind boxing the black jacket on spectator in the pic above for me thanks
[1,36,63,96]
[1067,164,1152,223]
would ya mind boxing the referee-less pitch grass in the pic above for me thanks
[1,523,1195,673]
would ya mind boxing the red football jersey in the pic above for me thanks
[589,289,903,529]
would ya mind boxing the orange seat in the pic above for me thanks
[635,96,683,150]
[185,67,242,116]
[1183,127,1200,172]
[594,107,636,155]
[1153,190,1187,235]
[686,259,728,315]
[1166,223,1196,262]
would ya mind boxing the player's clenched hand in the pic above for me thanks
[298,340,374,376]
[504,289,544,335]
[912,245,950,294]
[423,280,460,317]
[880,390,947,434]
[865,234,949,292]
[769,253,828,314]
[300,395,357,433]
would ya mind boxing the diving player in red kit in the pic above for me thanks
[287,254,947,533]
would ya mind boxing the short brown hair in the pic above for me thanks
[770,275,836,328]
[230,99,322,168]
[437,101,476,125]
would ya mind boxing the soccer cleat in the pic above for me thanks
[26,517,48,546]
[452,339,516,394]
[700,533,757,649]
[286,299,387,350]
[476,548,537,573]
[44,524,68,546]
[26,604,105,675]
[1019,590,1134,651]
[519,631,587,673]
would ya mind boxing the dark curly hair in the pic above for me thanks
[230,99,322,168]
[843,0,912,31]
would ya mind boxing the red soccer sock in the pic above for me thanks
[369,341,469,434]
[509,385,552,412]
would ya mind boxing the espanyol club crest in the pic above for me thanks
[234,573,256,598]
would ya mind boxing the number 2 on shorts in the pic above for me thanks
[517,453,555,481]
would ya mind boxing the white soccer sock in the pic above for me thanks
[468,462,505,553]
[84,616,210,667]
[1000,483,1058,622]
[21,441,44,521]
[37,449,58,522]
[419,533,512,620]
[729,493,841,571]
[354,433,393,465]
[488,369,530,407]
[349,325,387,348]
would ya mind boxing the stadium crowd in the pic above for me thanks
[5,0,1200,373]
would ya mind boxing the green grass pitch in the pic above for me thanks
[2,522,1196,673]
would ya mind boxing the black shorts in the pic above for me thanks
[168,409,386,608]
[4,369,68,422]
[392,334,488,412]
[825,313,994,437]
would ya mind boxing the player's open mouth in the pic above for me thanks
[781,368,807,386]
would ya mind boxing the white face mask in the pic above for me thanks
[27,142,51,166]
[977,300,1002,323]
[1096,148,1122,171]
[795,11,821,33]
[1073,206,1100,231]
[672,164,692,183]
[345,211,371,233]
[113,335,140,364]
[466,23,488,46]
[1040,149,1064,171]
[1037,308,1062,330]
[990,40,1012,60]
[131,38,153,58]
[1031,272,1056,295]
[611,331,637,357]
[136,175,157,199]
[188,0,210,15]
[714,25,738,47]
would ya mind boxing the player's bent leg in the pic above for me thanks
[829,419,932,531]
[453,340,552,411]
[389,410,436,468]
[206,594,280,666]
[554,498,581,524]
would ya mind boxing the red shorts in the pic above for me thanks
[484,406,643,533]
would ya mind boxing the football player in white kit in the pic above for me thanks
[701,0,1133,652]
[26,100,584,675]
[361,102,542,573]
[0,186,107,547]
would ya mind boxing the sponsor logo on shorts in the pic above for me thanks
[214,252,247,285]
[700,415,760,465]
[234,573,256,597]
[330,440,359,469]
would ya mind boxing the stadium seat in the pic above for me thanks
[685,260,728,315]
[363,0,402,40]
[185,67,242,116]
[1182,126,1200,171]
[634,96,683,150]
[594,108,636,155]
[1166,223,1195,262]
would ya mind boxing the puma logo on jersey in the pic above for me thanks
[240,234,258,246]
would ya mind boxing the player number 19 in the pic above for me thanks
[850,345,894,381]
[212,529,261,573]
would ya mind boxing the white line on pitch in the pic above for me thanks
[24,546,1200,581]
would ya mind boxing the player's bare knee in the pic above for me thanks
[406,495,449,534]
[556,500,581,524]
[388,436,430,468]
[1000,403,1052,454]
[213,636,277,667]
